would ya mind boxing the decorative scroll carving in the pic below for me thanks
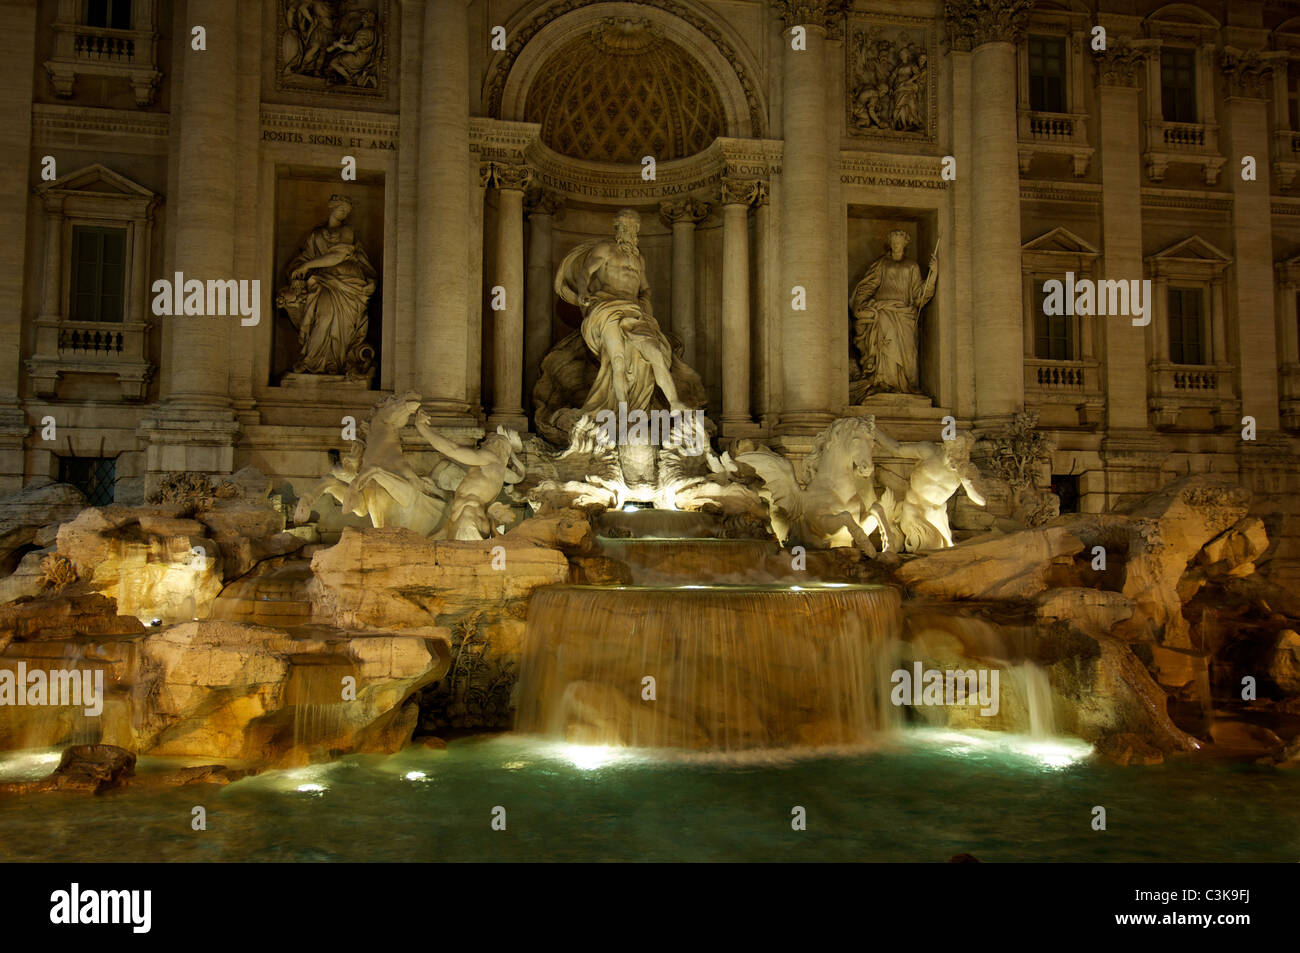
[481,162,532,191]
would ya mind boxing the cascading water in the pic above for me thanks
[515,580,903,751]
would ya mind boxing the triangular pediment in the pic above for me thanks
[37,163,156,199]
[1150,235,1231,262]
[1022,227,1100,257]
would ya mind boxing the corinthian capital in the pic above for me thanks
[660,197,711,227]
[1220,47,1280,99]
[772,0,845,34]
[943,0,1034,51]
[1094,38,1150,88]
[480,161,531,191]
[719,178,764,208]
[524,185,564,217]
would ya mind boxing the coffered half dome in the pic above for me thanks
[522,16,726,164]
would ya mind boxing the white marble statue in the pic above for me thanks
[874,430,986,551]
[294,440,364,524]
[555,208,684,414]
[736,417,894,555]
[414,415,525,540]
[277,194,376,379]
[851,229,937,397]
[333,392,457,534]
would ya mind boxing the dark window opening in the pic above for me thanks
[1168,287,1205,365]
[85,0,132,30]
[1289,62,1300,130]
[1050,474,1080,514]
[1028,35,1066,114]
[58,456,117,506]
[70,225,126,323]
[1033,280,1074,361]
[1161,48,1197,124]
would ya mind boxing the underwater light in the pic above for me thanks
[295,782,326,794]
[563,745,619,771]
[403,771,427,781]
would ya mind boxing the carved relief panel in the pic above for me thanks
[276,0,388,96]
[846,15,936,142]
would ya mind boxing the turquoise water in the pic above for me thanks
[1,729,1297,862]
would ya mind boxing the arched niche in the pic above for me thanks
[488,0,765,143]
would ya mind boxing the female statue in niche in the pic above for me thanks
[851,229,937,397]
[277,193,377,379]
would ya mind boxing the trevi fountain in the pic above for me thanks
[0,0,1298,873]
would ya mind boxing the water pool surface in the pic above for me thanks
[1,729,1297,862]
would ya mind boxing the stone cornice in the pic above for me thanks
[261,104,400,141]
[839,152,948,190]
[1019,180,1102,204]
[1140,188,1233,213]
[943,0,1034,51]
[32,104,169,149]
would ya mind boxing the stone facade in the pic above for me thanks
[3,0,1300,574]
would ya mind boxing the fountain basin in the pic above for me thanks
[516,583,902,751]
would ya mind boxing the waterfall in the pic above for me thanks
[516,583,903,751]
[1015,662,1057,740]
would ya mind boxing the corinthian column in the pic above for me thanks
[415,0,472,421]
[525,186,563,409]
[485,163,530,431]
[1095,39,1152,432]
[774,0,839,435]
[946,0,1031,423]
[659,197,710,367]
[1222,48,1282,433]
[139,0,240,489]
[163,0,238,407]
[719,179,757,433]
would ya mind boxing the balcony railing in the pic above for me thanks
[1024,359,1103,426]
[45,14,160,107]
[1143,120,1223,184]
[1017,110,1092,177]
[58,323,127,355]
[73,27,138,63]
[1148,361,1236,429]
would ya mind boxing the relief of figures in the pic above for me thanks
[849,25,928,135]
[281,1,382,91]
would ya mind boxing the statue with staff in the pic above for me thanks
[851,228,939,397]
